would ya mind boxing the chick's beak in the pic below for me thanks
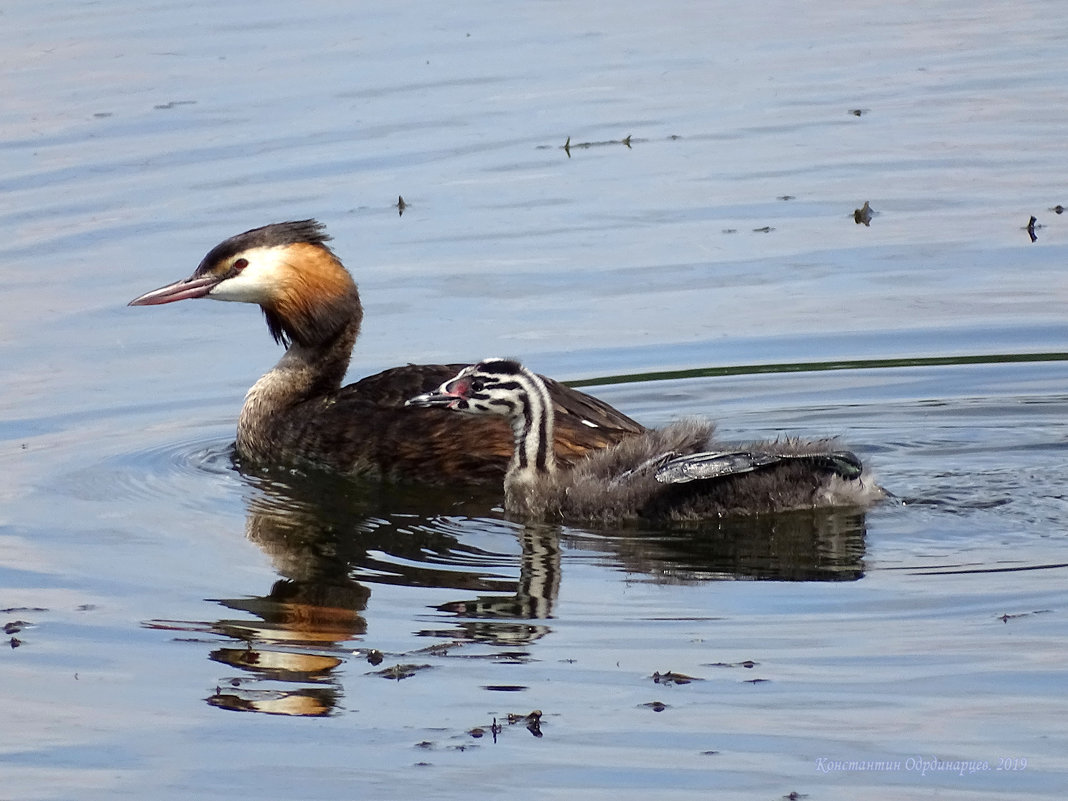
[405,389,458,409]
[128,273,222,306]
[405,377,468,409]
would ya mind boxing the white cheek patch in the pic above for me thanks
[207,246,290,304]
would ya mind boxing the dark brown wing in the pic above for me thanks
[538,373,646,434]
[275,364,644,483]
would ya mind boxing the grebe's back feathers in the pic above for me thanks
[277,362,645,482]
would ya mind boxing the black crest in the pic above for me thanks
[478,358,524,375]
[195,219,333,275]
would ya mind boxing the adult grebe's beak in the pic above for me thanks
[128,273,222,306]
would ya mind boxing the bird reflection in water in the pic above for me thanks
[146,462,871,717]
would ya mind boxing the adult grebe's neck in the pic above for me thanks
[237,286,362,462]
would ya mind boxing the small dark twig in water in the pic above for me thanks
[999,609,1052,623]
[1026,214,1039,243]
[559,133,645,157]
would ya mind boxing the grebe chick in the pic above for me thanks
[128,221,643,482]
[407,358,884,521]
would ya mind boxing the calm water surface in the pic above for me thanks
[2,1,1067,799]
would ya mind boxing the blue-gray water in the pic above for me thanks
[2,1,1066,799]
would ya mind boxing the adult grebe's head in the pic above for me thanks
[128,220,361,348]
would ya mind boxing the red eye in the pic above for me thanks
[233,258,248,272]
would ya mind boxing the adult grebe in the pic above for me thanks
[407,358,884,520]
[128,221,643,482]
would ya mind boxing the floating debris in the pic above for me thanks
[854,200,874,226]
[369,663,431,680]
[778,195,796,201]
[1025,214,1041,243]
[473,710,541,742]
[561,133,644,157]
[651,670,703,686]
[511,709,542,737]
[705,659,758,669]
[848,108,868,116]
[999,609,1052,623]
[505,709,542,726]
[154,100,196,110]
[536,133,681,155]
[751,226,774,234]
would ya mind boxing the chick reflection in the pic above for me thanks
[429,524,562,646]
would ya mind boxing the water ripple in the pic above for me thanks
[58,436,240,506]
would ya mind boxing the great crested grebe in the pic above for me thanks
[128,221,644,482]
[407,359,884,520]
